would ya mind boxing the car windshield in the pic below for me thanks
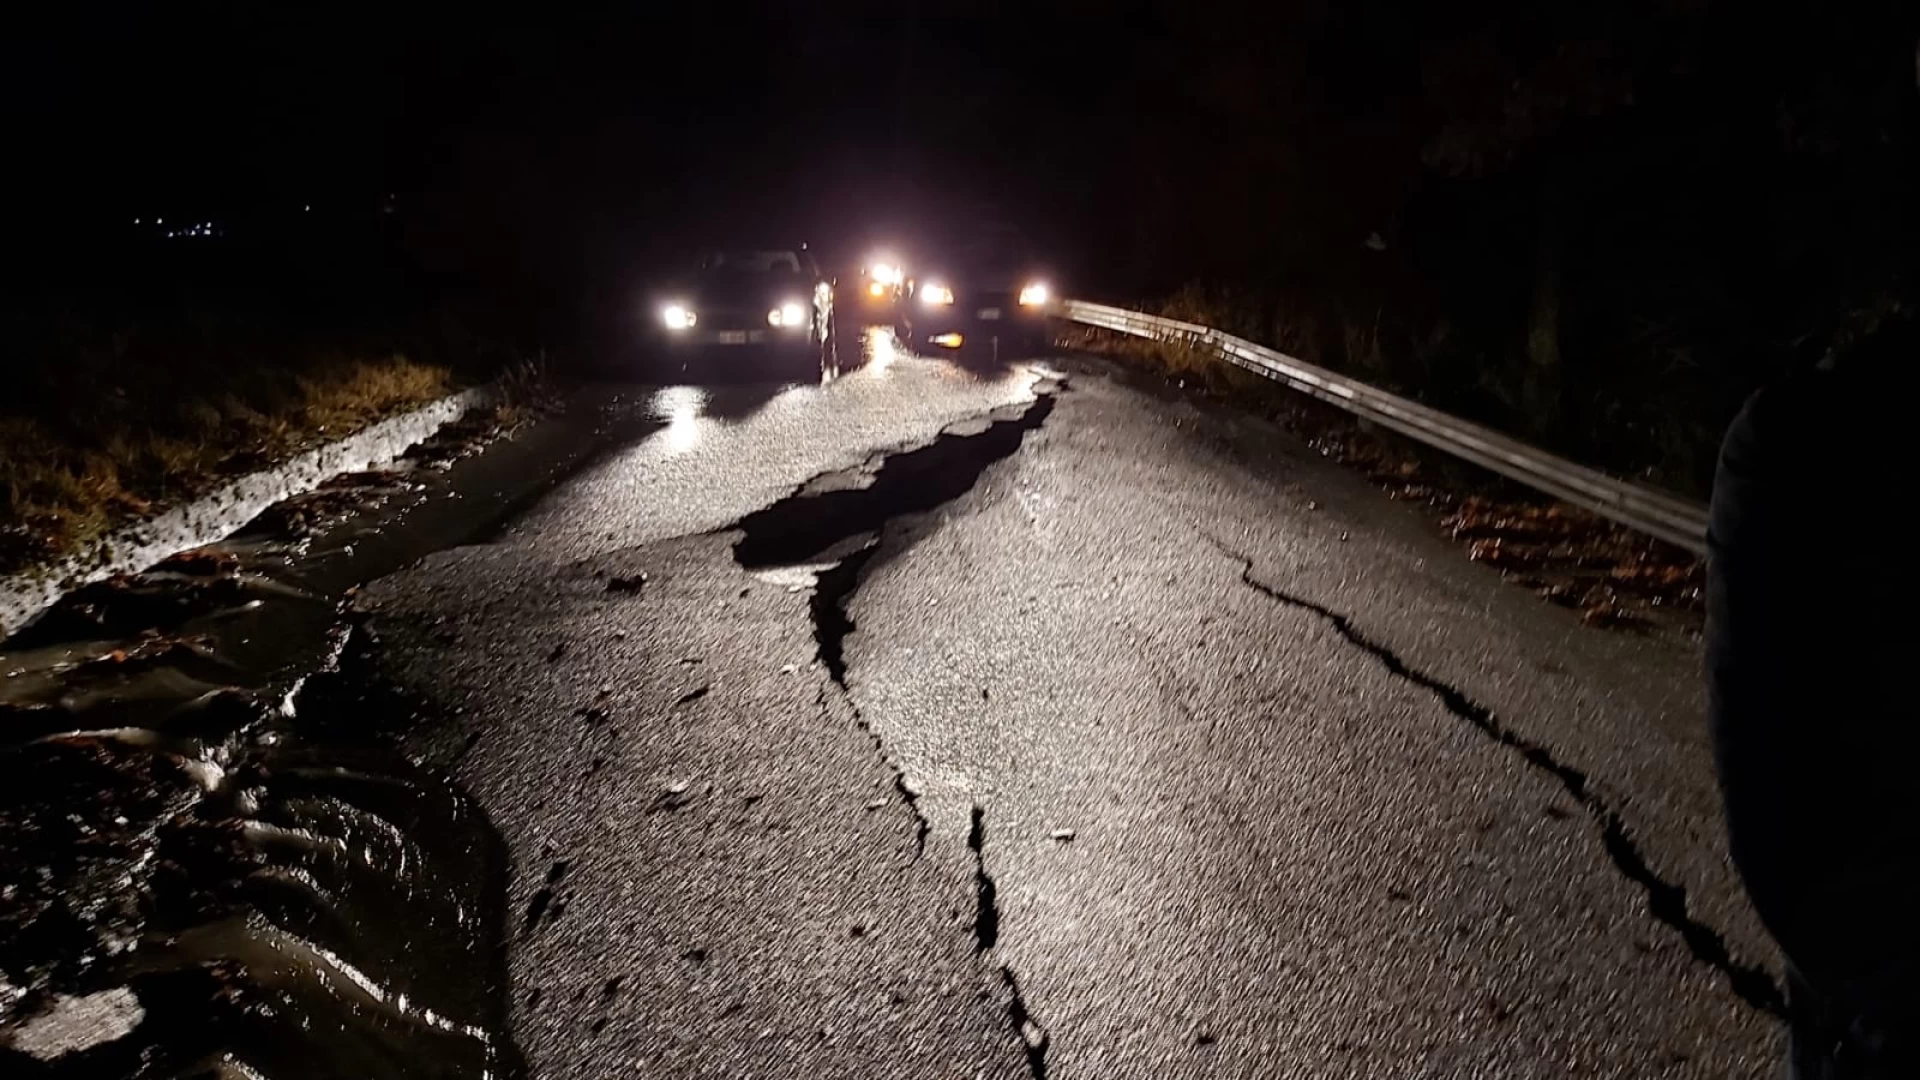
[973,251,1028,276]
[700,250,804,276]
[939,232,1030,278]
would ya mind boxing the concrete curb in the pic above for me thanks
[0,386,497,639]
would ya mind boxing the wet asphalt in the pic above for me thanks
[348,328,1784,1078]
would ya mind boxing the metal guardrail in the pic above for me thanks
[1062,299,1710,554]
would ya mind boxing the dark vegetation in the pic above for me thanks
[1,209,534,577]
[1025,0,1920,497]
[8,1,1914,575]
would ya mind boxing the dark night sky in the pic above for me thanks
[11,2,1917,322]
[8,2,1120,284]
[8,0,1919,493]
[0,1,1570,292]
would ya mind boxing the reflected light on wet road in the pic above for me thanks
[652,385,709,454]
[502,351,1041,560]
[864,326,897,375]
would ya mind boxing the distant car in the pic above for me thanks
[910,238,1054,355]
[651,249,836,375]
[850,255,909,324]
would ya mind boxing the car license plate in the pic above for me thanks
[978,308,1002,320]
[718,331,749,345]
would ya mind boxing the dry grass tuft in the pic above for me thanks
[2,355,452,575]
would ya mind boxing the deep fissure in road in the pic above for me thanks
[971,804,1051,1078]
[1001,969,1053,1080]
[967,806,1000,952]
[732,388,1057,570]
[728,390,1060,1077]
[808,547,931,859]
[736,388,1060,861]
[1215,543,1787,1018]
[809,545,878,687]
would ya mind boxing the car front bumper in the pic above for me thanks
[916,295,1047,337]
[664,328,812,350]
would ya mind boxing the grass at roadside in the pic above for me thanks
[2,352,455,578]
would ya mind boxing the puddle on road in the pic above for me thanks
[0,405,617,1077]
[0,703,519,1078]
[1,358,1038,1074]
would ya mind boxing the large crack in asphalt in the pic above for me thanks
[807,547,935,855]
[809,546,878,690]
[1210,540,1787,1019]
[967,806,1001,953]
[973,807,1051,1078]
[732,389,1057,570]
[730,386,1060,1076]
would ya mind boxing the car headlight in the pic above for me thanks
[867,280,888,298]
[663,304,696,330]
[870,262,904,286]
[1018,282,1050,307]
[768,301,808,328]
[921,283,954,306]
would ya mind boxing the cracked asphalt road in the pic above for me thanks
[345,335,1782,1078]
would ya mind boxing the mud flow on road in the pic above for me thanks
[0,345,1046,1077]
[0,393,669,1078]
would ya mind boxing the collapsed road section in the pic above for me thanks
[729,384,1062,1077]
[326,386,1060,1078]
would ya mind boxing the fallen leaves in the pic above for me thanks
[1291,402,1705,629]
[1447,498,1703,626]
[1093,334,1705,629]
